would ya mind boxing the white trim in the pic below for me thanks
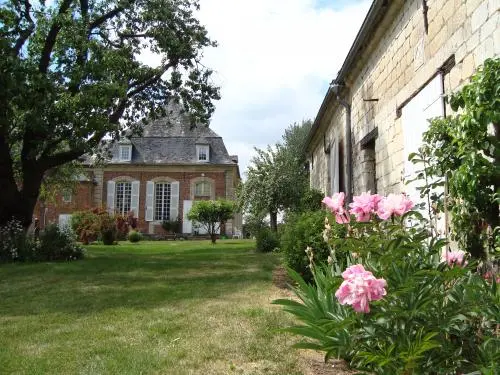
[145,181,154,221]
[119,145,132,162]
[106,180,116,214]
[130,181,140,218]
[196,144,210,162]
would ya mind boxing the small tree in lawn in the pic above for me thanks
[187,200,235,244]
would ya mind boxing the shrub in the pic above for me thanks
[71,210,99,244]
[71,208,119,245]
[0,219,37,262]
[256,228,279,253]
[128,230,142,243]
[161,219,181,234]
[115,215,130,240]
[274,192,500,374]
[0,220,83,263]
[280,210,346,280]
[37,224,85,261]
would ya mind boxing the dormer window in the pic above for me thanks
[196,145,209,162]
[119,145,132,162]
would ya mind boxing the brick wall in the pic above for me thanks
[102,169,228,233]
[35,182,95,228]
[309,0,499,196]
[36,164,241,235]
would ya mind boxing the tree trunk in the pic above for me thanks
[0,140,44,229]
[0,136,24,227]
[270,211,278,232]
[210,232,217,244]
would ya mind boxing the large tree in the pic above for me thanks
[0,0,219,228]
[238,120,312,232]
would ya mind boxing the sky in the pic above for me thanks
[193,0,372,178]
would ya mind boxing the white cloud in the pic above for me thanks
[195,0,372,178]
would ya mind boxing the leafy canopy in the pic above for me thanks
[238,120,312,228]
[187,199,235,243]
[0,0,219,225]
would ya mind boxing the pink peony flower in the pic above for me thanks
[441,249,468,267]
[376,193,414,220]
[349,192,383,222]
[335,264,387,313]
[322,193,350,224]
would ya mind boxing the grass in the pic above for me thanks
[0,240,302,375]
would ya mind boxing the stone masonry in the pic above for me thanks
[308,0,499,196]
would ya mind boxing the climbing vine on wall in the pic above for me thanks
[412,57,500,259]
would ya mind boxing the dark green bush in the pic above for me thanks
[161,219,181,233]
[0,219,38,262]
[256,228,279,253]
[128,230,142,243]
[37,224,84,261]
[280,210,346,281]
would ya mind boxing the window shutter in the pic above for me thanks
[145,181,154,222]
[331,140,339,194]
[170,181,180,221]
[107,181,115,214]
[131,181,140,218]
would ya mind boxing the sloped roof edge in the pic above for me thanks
[305,0,389,152]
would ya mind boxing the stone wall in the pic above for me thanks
[309,0,499,196]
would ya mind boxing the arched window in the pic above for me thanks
[195,181,211,197]
[155,182,172,221]
[115,182,132,215]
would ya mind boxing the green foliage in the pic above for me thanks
[274,208,500,374]
[37,224,85,261]
[412,58,500,259]
[70,210,99,244]
[296,188,324,213]
[187,199,236,244]
[238,120,312,231]
[256,228,279,253]
[0,219,38,262]
[128,230,142,243]
[242,212,267,239]
[71,208,117,245]
[38,161,85,204]
[161,219,181,233]
[0,0,220,227]
[280,210,346,281]
[0,219,83,262]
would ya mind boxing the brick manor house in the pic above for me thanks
[36,107,242,236]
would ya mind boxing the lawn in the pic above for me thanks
[0,240,302,375]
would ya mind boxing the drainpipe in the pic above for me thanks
[329,82,353,203]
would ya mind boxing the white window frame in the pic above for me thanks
[196,145,210,162]
[154,182,172,222]
[119,145,132,162]
[115,181,132,216]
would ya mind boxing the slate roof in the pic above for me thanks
[107,107,237,166]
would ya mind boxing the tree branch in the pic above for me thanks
[88,5,126,30]
[39,0,73,73]
[127,61,177,97]
[13,0,35,55]
[68,0,90,93]
[41,149,86,170]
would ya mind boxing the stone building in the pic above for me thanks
[306,0,499,204]
[37,108,242,236]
